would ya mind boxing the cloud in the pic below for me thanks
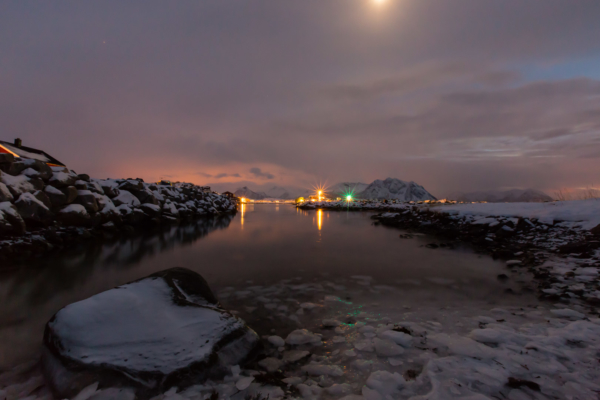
[196,172,213,178]
[249,167,275,180]
[214,173,241,179]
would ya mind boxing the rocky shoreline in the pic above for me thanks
[0,155,236,261]
[299,200,600,312]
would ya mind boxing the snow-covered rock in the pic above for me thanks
[358,178,436,201]
[1,173,35,196]
[451,188,554,203]
[0,201,26,235]
[285,329,322,346]
[42,268,260,399]
[57,204,90,226]
[14,192,52,224]
[112,190,141,207]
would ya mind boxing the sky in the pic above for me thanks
[1,0,600,198]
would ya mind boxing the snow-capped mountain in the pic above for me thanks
[451,189,553,203]
[233,187,268,200]
[328,182,370,197]
[357,178,437,201]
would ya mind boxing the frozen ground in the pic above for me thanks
[2,275,599,400]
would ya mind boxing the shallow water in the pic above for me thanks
[0,204,537,369]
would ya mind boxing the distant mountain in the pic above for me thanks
[266,186,292,199]
[451,189,553,203]
[357,178,437,201]
[328,182,370,197]
[233,186,268,200]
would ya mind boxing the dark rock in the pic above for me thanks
[140,203,161,218]
[497,274,509,282]
[60,186,78,204]
[0,182,14,202]
[74,190,99,213]
[0,153,15,165]
[131,188,159,205]
[49,171,77,188]
[506,377,540,392]
[425,243,439,249]
[56,204,91,227]
[591,224,600,237]
[74,180,89,190]
[44,186,67,208]
[119,180,144,192]
[100,183,119,198]
[0,203,26,235]
[77,174,90,182]
[42,268,260,399]
[29,177,45,191]
[14,192,54,224]
[33,190,52,209]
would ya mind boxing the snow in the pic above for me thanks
[1,173,34,194]
[285,329,322,345]
[300,363,344,376]
[431,199,600,230]
[15,192,49,210]
[0,142,50,162]
[358,178,437,201]
[113,190,140,207]
[44,185,62,195]
[267,336,285,347]
[60,204,87,215]
[48,278,250,374]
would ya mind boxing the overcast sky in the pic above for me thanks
[2,1,600,197]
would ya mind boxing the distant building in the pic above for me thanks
[222,191,236,199]
[0,138,66,167]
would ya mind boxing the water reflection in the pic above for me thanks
[0,215,233,367]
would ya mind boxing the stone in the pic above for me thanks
[14,192,53,225]
[591,223,600,237]
[28,177,45,191]
[140,203,161,218]
[131,188,159,205]
[0,202,26,235]
[1,173,35,196]
[118,180,143,192]
[0,182,14,202]
[32,190,52,209]
[113,190,141,207]
[99,181,120,198]
[45,185,67,207]
[74,180,89,190]
[57,204,91,227]
[75,190,99,213]
[60,186,78,204]
[42,268,260,399]
[0,153,15,164]
[77,174,90,182]
[49,171,77,188]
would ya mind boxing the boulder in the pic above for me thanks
[119,180,144,192]
[1,172,35,196]
[98,180,120,198]
[0,153,15,165]
[74,180,89,190]
[49,171,77,188]
[0,202,26,235]
[75,190,99,213]
[9,159,53,180]
[140,203,161,218]
[113,190,141,207]
[42,268,260,399]
[14,192,53,224]
[60,186,79,204]
[57,204,91,227]
[44,185,67,207]
[591,224,600,237]
[77,174,91,182]
[32,190,52,209]
[131,187,159,205]
[0,182,13,202]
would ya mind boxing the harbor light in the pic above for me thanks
[346,195,352,202]
[241,197,246,203]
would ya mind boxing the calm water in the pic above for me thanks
[0,204,536,369]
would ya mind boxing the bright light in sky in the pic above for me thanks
[373,0,387,5]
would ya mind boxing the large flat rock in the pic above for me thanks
[42,268,260,398]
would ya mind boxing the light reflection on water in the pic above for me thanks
[0,205,535,369]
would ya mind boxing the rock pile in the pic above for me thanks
[0,155,236,255]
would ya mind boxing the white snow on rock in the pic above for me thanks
[59,204,88,215]
[285,329,322,346]
[550,308,585,320]
[113,190,141,207]
[431,199,600,230]
[363,371,405,399]
[1,173,35,194]
[267,336,285,347]
[378,330,412,347]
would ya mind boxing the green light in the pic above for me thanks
[346,195,352,201]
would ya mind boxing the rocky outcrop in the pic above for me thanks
[0,156,236,244]
[42,268,260,399]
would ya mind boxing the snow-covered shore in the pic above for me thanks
[3,275,600,400]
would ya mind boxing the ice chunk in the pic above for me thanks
[373,338,404,357]
[550,308,585,320]
[364,371,405,398]
[301,363,344,377]
[285,329,322,345]
[379,330,412,347]
[268,336,285,347]
[235,376,255,390]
